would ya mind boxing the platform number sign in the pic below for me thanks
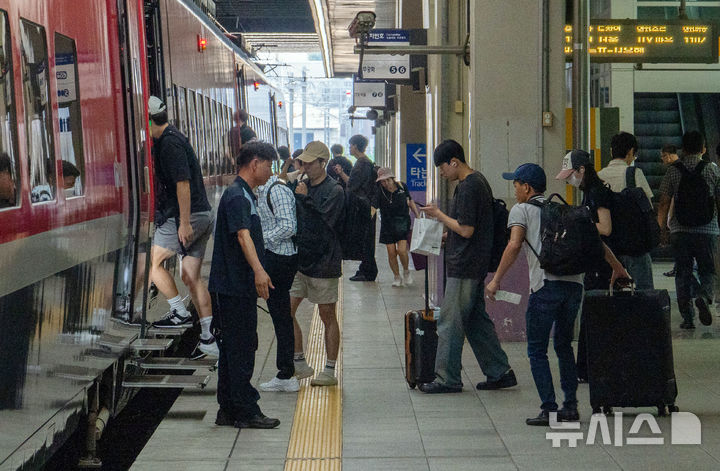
[363,29,411,80]
[406,143,427,190]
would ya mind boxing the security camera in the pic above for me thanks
[348,11,376,39]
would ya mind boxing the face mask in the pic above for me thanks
[568,172,583,188]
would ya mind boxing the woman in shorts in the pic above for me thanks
[376,167,420,287]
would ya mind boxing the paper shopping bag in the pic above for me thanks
[410,215,443,256]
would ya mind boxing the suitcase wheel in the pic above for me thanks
[408,382,416,389]
[603,406,613,416]
[668,404,679,413]
[592,407,602,415]
[657,405,667,417]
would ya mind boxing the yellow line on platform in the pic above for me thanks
[285,280,343,471]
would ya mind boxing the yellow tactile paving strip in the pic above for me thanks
[284,281,343,471]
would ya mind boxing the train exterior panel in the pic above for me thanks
[0,0,287,468]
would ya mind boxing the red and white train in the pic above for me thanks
[0,0,286,468]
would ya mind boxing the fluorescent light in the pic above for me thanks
[309,0,334,77]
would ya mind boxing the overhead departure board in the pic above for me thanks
[564,20,718,63]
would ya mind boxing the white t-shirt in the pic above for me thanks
[507,195,584,293]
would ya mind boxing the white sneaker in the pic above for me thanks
[260,376,300,392]
[294,362,315,380]
[197,336,219,358]
[403,272,414,286]
[392,276,403,287]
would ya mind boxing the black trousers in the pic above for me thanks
[356,214,378,280]
[212,293,261,420]
[264,251,298,379]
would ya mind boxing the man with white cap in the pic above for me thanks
[289,141,345,386]
[147,96,218,358]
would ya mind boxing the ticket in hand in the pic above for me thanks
[494,290,522,305]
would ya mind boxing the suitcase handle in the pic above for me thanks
[609,277,635,296]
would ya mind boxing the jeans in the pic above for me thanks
[526,280,583,411]
[618,253,654,290]
[265,251,298,379]
[212,293,261,420]
[435,277,511,388]
[356,215,378,280]
[671,233,717,323]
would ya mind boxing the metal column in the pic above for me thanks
[572,0,590,152]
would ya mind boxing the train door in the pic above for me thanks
[269,93,278,148]
[115,0,153,331]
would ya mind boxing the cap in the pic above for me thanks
[555,149,591,180]
[376,167,394,182]
[502,163,546,192]
[148,96,166,116]
[296,141,330,163]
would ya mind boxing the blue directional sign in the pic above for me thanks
[406,143,427,191]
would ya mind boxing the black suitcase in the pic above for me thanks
[582,282,678,416]
[405,258,438,388]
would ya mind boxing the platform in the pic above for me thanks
[132,246,720,471]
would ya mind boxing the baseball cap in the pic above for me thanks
[502,163,546,192]
[555,149,591,180]
[376,167,394,182]
[296,141,330,163]
[148,96,167,116]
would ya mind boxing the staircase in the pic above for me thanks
[633,92,683,200]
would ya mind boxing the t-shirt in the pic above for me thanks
[153,125,211,218]
[445,171,494,279]
[208,176,264,297]
[327,155,353,187]
[597,160,654,202]
[508,195,584,293]
[582,184,613,223]
[378,181,411,218]
[347,156,377,207]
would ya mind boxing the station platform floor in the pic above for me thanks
[132,246,720,471]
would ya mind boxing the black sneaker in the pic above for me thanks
[418,381,462,394]
[151,310,193,328]
[349,274,369,282]
[557,407,580,422]
[476,369,518,390]
[234,413,280,429]
[696,298,713,326]
[663,269,676,277]
[679,320,696,330]
[526,410,551,426]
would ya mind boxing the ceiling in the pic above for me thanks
[213,0,397,77]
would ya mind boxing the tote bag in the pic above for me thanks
[409,214,443,256]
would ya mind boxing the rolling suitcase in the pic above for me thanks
[404,258,438,388]
[582,281,678,416]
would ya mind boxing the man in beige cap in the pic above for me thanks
[289,141,345,386]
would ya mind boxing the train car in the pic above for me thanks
[0,0,286,469]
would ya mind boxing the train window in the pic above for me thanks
[187,90,197,150]
[194,92,206,175]
[20,19,56,204]
[0,10,20,210]
[212,101,221,176]
[221,105,230,174]
[174,85,188,136]
[54,33,84,198]
[203,96,212,175]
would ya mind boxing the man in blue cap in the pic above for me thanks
[486,163,584,426]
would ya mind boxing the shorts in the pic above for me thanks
[154,211,214,259]
[289,272,339,305]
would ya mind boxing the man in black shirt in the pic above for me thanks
[419,139,516,394]
[208,141,280,429]
[230,110,257,158]
[147,97,217,358]
[290,141,345,387]
[327,144,353,188]
[336,135,378,281]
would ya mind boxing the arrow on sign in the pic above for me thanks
[412,147,426,163]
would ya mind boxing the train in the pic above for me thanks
[0,0,287,469]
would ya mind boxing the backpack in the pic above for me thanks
[673,160,714,227]
[488,198,509,273]
[606,166,660,256]
[526,194,605,276]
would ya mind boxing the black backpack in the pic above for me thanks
[606,166,660,256]
[526,194,605,276]
[488,198,509,273]
[673,160,714,227]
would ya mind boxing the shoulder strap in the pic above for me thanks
[673,160,690,175]
[694,160,708,175]
[625,165,637,188]
[265,180,284,215]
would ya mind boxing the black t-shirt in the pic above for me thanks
[208,176,264,297]
[445,171,494,279]
[582,184,613,223]
[378,181,411,218]
[347,156,377,206]
[327,155,353,187]
[153,125,211,218]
